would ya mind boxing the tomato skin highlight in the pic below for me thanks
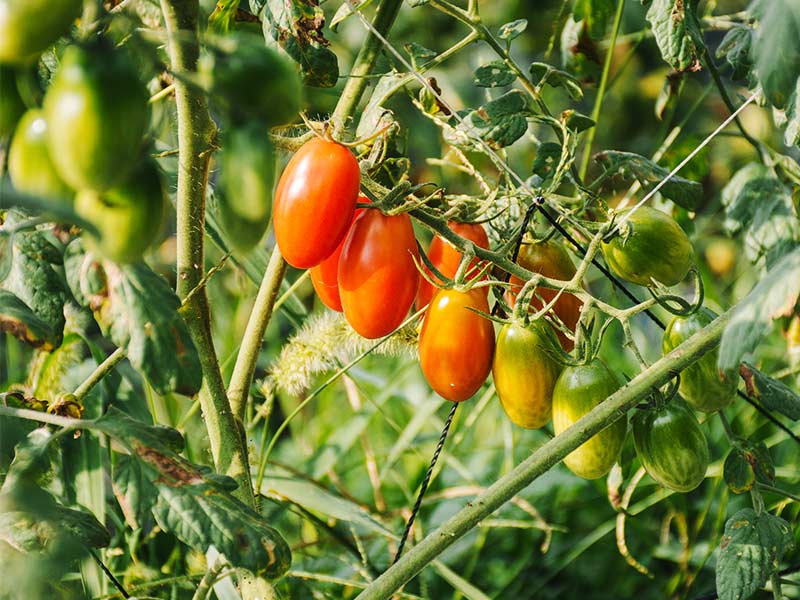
[273,137,360,268]
[601,206,693,287]
[310,205,365,312]
[0,0,82,64]
[552,359,627,479]
[419,288,495,402]
[662,308,736,412]
[43,41,150,192]
[493,321,562,428]
[338,208,419,338]
[416,221,489,310]
[506,240,582,350]
[632,398,709,492]
[8,109,73,203]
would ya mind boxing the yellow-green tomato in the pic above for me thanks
[43,40,149,191]
[0,0,82,64]
[0,65,25,137]
[8,109,72,202]
[552,359,627,479]
[601,206,693,287]
[216,123,275,252]
[492,321,562,429]
[76,160,165,263]
[662,308,736,412]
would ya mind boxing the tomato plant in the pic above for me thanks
[492,321,562,428]
[601,206,694,287]
[338,207,419,338]
[416,221,489,309]
[506,239,582,349]
[632,398,710,493]
[272,137,360,268]
[663,308,736,412]
[43,40,149,191]
[0,0,81,64]
[0,65,25,137]
[552,359,627,479]
[8,109,72,202]
[418,287,495,402]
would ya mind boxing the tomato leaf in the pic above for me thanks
[593,150,703,211]
[718,247,800,376]
[716,24,754,82]
[751,0,800,109]
[474,60,516,88]
[716,508,794,600]
[405,42,436,71]
[645,0,701,72]
[777,78,800,147]
[572,0,614,39]
[724,440,774,494]
[255,0,339,87]
[532,142,564,181]
[739,363,800,421]
[63,240,202,396]
[0,290,58,350]
[498,19,528,42]
[560,16,601,80]
[449,90,532,149]
[720,168,800,268]
[530,62,584,100]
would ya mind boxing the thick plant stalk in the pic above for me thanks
[228,247,287,422]
[356,309,732,600]
[159,0,253,505]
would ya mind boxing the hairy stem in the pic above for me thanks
[159,0,253,506]
[356,309,731,599]
[73,347,127,402]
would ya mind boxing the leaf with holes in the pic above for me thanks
[720,172,800,268]
[645,0,701,72]
[474,60,515,88]
[716,25,754,82]
[532,142,564,181]
[450,90,531,150]
[752,0,800,109]
[716,508,794,600]
[498,19,527,42]
[530,62,583,100]
[258,0,338,87]
[739,363,800,420]
[572,0,615,39]
[594,150,703,210]
[718,247,800,376]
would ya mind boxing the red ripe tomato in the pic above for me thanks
[418,288,495,402]
[309,203,366,312]
[273,137,360,268]
[338,208,419,338]
[506,240,582,350]
[416,221,489,310]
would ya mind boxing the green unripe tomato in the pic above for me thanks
[552,359,627,479]
[76,159,165,263]
[0,65,26,137]
[8,109,72,202]
[204,32,301,127]
[493,321,562,429]
[601,206,693,287]
[43,40,149,191]
[663,308,736,412]
[632,398,709,492]
[0,0,82,64]
[216,123,275,252]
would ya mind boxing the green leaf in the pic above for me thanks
[356,72,405,140]
[474,60,516,88]
[562,109,595,133]
[720,172,800,268]
[529,62,584,100]
[739,363,800,420]
[450,90,532,149]
[498,19,528,42]
[594,150,703,210]
[560,16,601,80]
[718,247,800,375]
[258,0,339,87]
[779,78,800,147]
[0,290,58,350]
[405,42,436,70]
[724,441,774,494]
[330,0,371,31]
[65,242,202,396]
[572,0,614,39]
[645,0,701,72]
[31,333,89,402]
[113,455,156,529]
[752,0,800,108]
[716,508,794,600]
[716,25,754,81]
[532,142,564,182]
